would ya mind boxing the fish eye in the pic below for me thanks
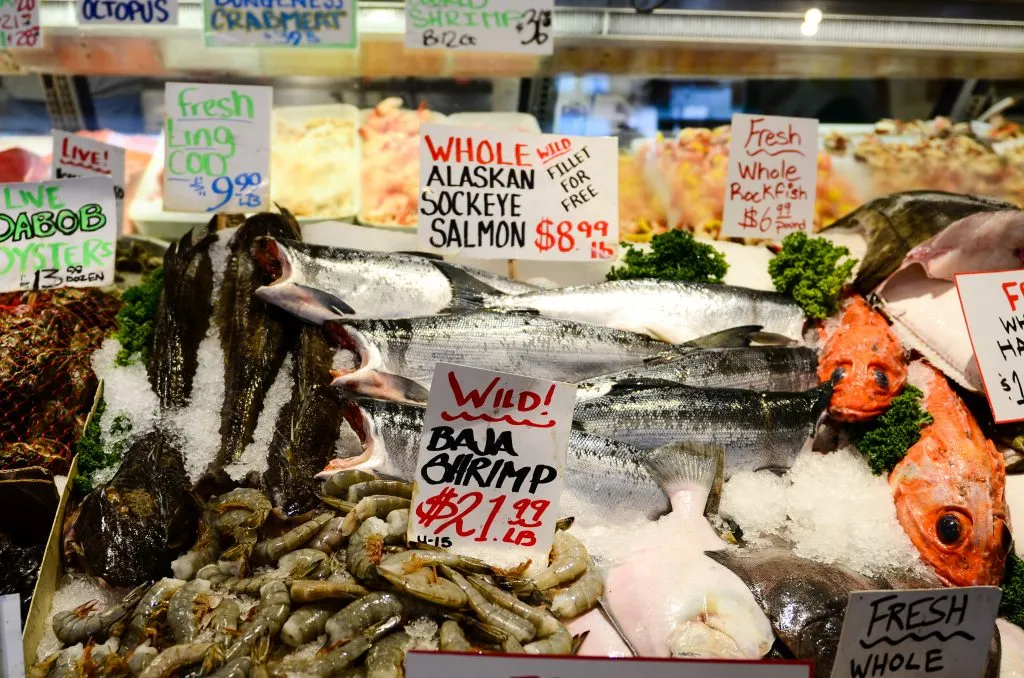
[830,367,845,384]
[936,513,964,545]
[874,369,889,390]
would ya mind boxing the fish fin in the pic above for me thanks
[602,377,683,397]
[292,284,356,317]
[683,326,764,348]
[643,351,687,366]
[597,596,638,657]
[642,442,724,513]
[750,331,797,347]
[396,250,444,261]
[432,260,505,306]
[334,370,430,406]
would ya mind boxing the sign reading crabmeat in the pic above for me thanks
[721,113,818,240]
[417,123,618,260]
[407,363,576,566]
[0,177,117,293]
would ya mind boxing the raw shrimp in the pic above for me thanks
[378,565,468,609]
[224,581,291,661]
[208,656,250,678]
[385,509,409,545]
[53,582,148,645]
[341,496,412,536]
[322,469,377,499]
[251,512,334,565]
[49,644,83,678]
[365,630,410,678]
[120,578,185,652]
[347,480,412,502]
[290,579,371,603]
[28,651,58,678]
[229,574,285,597]
[548,560,603,619]
[168,579,212,644]
[171,512,221,581]
[326,592,433,644]
[209,597,241,648]
[377,549,490,577]
[309,516,346,553]
[281,601,340,647]
[138,642,216,678]
[347,517,388,581]
[128,643,158,674]
[250,635,271,678]
[468,575,561,637]
[439,620,472,652]
[524,624,572,655]
[282,615,401,677]
[279,548,327,577]
[532,531,587,591]
[440,566,534,642]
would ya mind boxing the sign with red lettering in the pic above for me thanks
[407,363,576,566]
[405,652,812,677]
[955,269,1024,423]
[721,114,818,240]
[418,124,618,260]
[832,587,999,678]
[52,132,127,234]
[0,0,40,49]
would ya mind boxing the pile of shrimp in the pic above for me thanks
[32,470,602,677]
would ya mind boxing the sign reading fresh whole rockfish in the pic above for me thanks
[721,113,818,240]
[407,363,575,566]
[52,132,127,233]
[163,82,271,213]
[405,652,813,677]
[405,0,554,55]
[77,0,176,25]
[956,269,1024,422]
[418,124,618,260]
[0,177,117,293]
[0,0,41,49]
[205,0,355,46]
[831,587,1000,678]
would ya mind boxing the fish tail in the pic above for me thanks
[642,442,724,514]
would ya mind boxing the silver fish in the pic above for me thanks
[325,311,673,404]
[472,280,806,344]
[320,399,670,528]
[575,347,820,402]
[572,382,832,477]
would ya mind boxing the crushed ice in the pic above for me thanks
[36,574,129,659]
[166,329,226,483]
[405,617,439,651]
[225,353,295,481]
[90,338,159,456]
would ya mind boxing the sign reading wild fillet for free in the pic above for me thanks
[205,0,355,46]
[721,113,818,240]
[0,177,117,293]
[163,83,272,213]
[418,123,618,260]
[407,364,576,566]
[405,0,554,55]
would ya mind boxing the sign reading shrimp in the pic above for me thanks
[955,269,1024,423]
[408,363,576,567]
[721,113,818,240]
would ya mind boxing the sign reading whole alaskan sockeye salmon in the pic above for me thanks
[0,177,117,293]
[407,363,576,567]
[405,0,554,55]
[956,270,1024,423]
[721,113,818,240]
[418,124,619,260]
[832,587,1000,678]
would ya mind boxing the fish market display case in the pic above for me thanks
[5,1,1024,677]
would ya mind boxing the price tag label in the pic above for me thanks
[52,132,127,234]
[0,177,117,293]
[407,364,576,566]
[721,113,818,240]
[832,587,1000,678]
[163,82,272,214]
[405,652,812,677]
[77,0,177,24]
[955,270,1024,423]
[418,124,618,260]
[405,0,553,55]
[0,0,41,49]
[204,0,355,47]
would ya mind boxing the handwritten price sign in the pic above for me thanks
[721,114,817,240]
[406,0,554,55]
[52,132,127,234]
[418,124,618,260]
[0,0,40,49]
[407,364,576,564]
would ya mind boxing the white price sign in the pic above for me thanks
[405,652,812,677]
[205,0,355,47]
[52,132,127,234]
[163,82,272,214]
[956,269,1024,423]
[405,0,553,54]
[831,588,1000,678]
[418,123,618,260]
[0,0,40,49]
[0,177,117,293]
[407,364,575,566]
[77,0,177,24]
[721,113,818,240]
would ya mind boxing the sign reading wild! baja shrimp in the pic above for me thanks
[0,177,117,293]
[407,363,576,565]
[956,269,1024,423]
[418,123,618,260]
[405,0,554,55]
[52,132,127,233]
[721,113,818,240]
[163,82,271,214]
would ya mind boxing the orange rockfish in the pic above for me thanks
[890,361,1011,586]
[817,295,907,422]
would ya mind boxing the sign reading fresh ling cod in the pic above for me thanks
[0,177,117,293]
[407,364,576,567]
[418,123,618,260]
[405,0,553,54]
[52,132,127,233]
[721,113,818,240]
[163,82,272,214]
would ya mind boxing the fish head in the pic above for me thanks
[250,236,289,283]
[817,296,907,422]
[889,374,1011,586]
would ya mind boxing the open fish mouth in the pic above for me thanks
[325,322,429,404]
[250,236,291,285]
[316,400,381,479]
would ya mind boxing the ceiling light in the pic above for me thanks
[800,20,819,36]
[805,8,823,24]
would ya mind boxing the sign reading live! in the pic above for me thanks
[721,113,818,240]
[417,124,618,260]
[52,132,127,233]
